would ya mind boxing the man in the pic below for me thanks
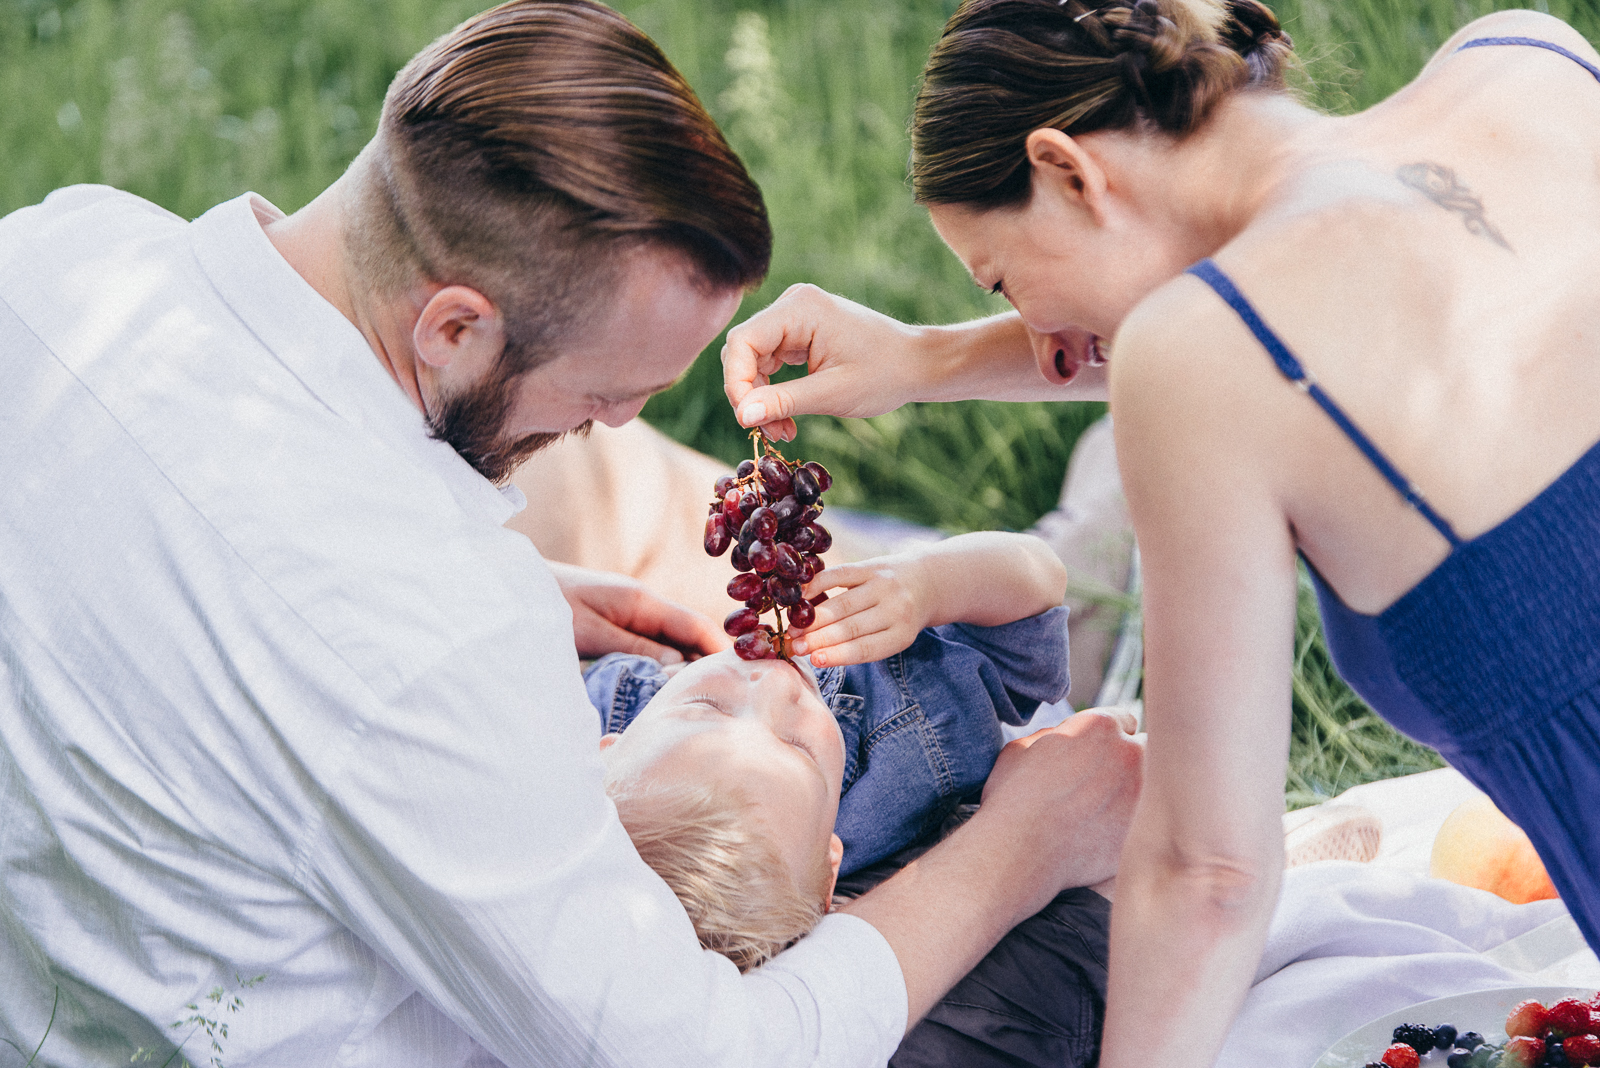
[0,2,1140,1065]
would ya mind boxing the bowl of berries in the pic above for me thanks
[1314,988,1600,1068]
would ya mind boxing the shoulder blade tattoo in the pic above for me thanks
[1396,162,1513,252]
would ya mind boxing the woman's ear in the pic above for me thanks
[413,284,505,374]
[1026,127,1109,221]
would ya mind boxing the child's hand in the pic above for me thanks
[788,555,930,668]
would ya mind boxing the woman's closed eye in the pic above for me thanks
[783,735,818,761]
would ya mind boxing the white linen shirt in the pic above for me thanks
[0,188,906,1067]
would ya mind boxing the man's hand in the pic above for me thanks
[978,711,1145,911]
[548,562,730,662]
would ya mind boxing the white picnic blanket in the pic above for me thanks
[1219,770,1600,1068]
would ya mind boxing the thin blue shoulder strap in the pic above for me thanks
[1186,259,1465,548]
[1456,36,1600,83]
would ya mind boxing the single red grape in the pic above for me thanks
[730,544,753,573]
[801,461,832,493]
[789,525,816,552]
[792,468,820,506]
[704,513,731,556]
[745,594,774,613]
[736,459,756,479]
[775,543,806,581]
[749,540,778,573]
[727,573,765,601]
[722,488,743,526]
[803,553,824,580]
[809,523,833,554]
[738,489,762,517]
[771,495,800,526]
[734,628,775,661]
[749,506,778,540]
[807,591,830,607]
[773,581,802,607]
[714,474,736,498]
[758,456,793,498]
[788,599,815,629]
[800,505,822,525]
[724,607,761,637]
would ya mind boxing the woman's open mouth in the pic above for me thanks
[1054,336,1108,382]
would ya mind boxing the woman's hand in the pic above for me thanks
[721,284,934,441]
[788,554,931,667]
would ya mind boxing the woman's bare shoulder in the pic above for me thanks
[1420,10,1598,78]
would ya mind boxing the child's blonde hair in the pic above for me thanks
[606,775,832,972]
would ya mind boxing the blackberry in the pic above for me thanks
[1434,1025,1459,1049]
[1393,1024,1437,1054]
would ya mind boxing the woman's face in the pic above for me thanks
[928,145,1193,385]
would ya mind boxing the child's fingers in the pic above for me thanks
[803,562,872,598]
[792,606,909,667]
[799,582,878,633]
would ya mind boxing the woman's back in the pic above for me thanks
[1174,9,1600,614]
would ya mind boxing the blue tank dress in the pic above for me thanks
[1186,34,1600,951]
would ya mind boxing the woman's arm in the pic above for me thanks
[791,531,1068,667]
[721,284,1107,441]
[1096,283,1303,1067]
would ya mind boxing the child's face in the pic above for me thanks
[600,650,847,885]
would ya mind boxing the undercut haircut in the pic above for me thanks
[351,0,771,374]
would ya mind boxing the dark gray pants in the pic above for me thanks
[834,825,1110,1068]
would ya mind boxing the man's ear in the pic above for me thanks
[413,284,504,373]
[1025,127,1109,221]
[822,833,844,911]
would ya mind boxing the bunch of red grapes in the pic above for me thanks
[702,439,833,661]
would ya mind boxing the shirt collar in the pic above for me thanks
[187,192,523,525]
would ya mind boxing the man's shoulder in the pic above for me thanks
[0,185,182,262]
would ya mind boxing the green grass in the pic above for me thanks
[7,0,1586,797]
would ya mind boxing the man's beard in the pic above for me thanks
[426,363,592,485]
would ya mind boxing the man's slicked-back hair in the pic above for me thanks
[358,0,771,373]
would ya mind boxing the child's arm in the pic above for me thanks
[789,531,1067,668]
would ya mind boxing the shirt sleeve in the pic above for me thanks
[933,604,1072,723]
[294,568,907,1068]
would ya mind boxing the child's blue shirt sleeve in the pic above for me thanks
[824,605,1070,875]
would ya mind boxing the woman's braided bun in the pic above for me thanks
[912,0,1294,206]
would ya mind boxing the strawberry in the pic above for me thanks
[1379,1043,1420,1068]
[1566,1034,1600,1067]
[1506,998,1551,1038]
[1548,998,1594,1037]
[1502,1036,1546,1068]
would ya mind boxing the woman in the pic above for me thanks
[721,1,1600,1064]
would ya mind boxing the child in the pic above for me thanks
[585,531,1071,970]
